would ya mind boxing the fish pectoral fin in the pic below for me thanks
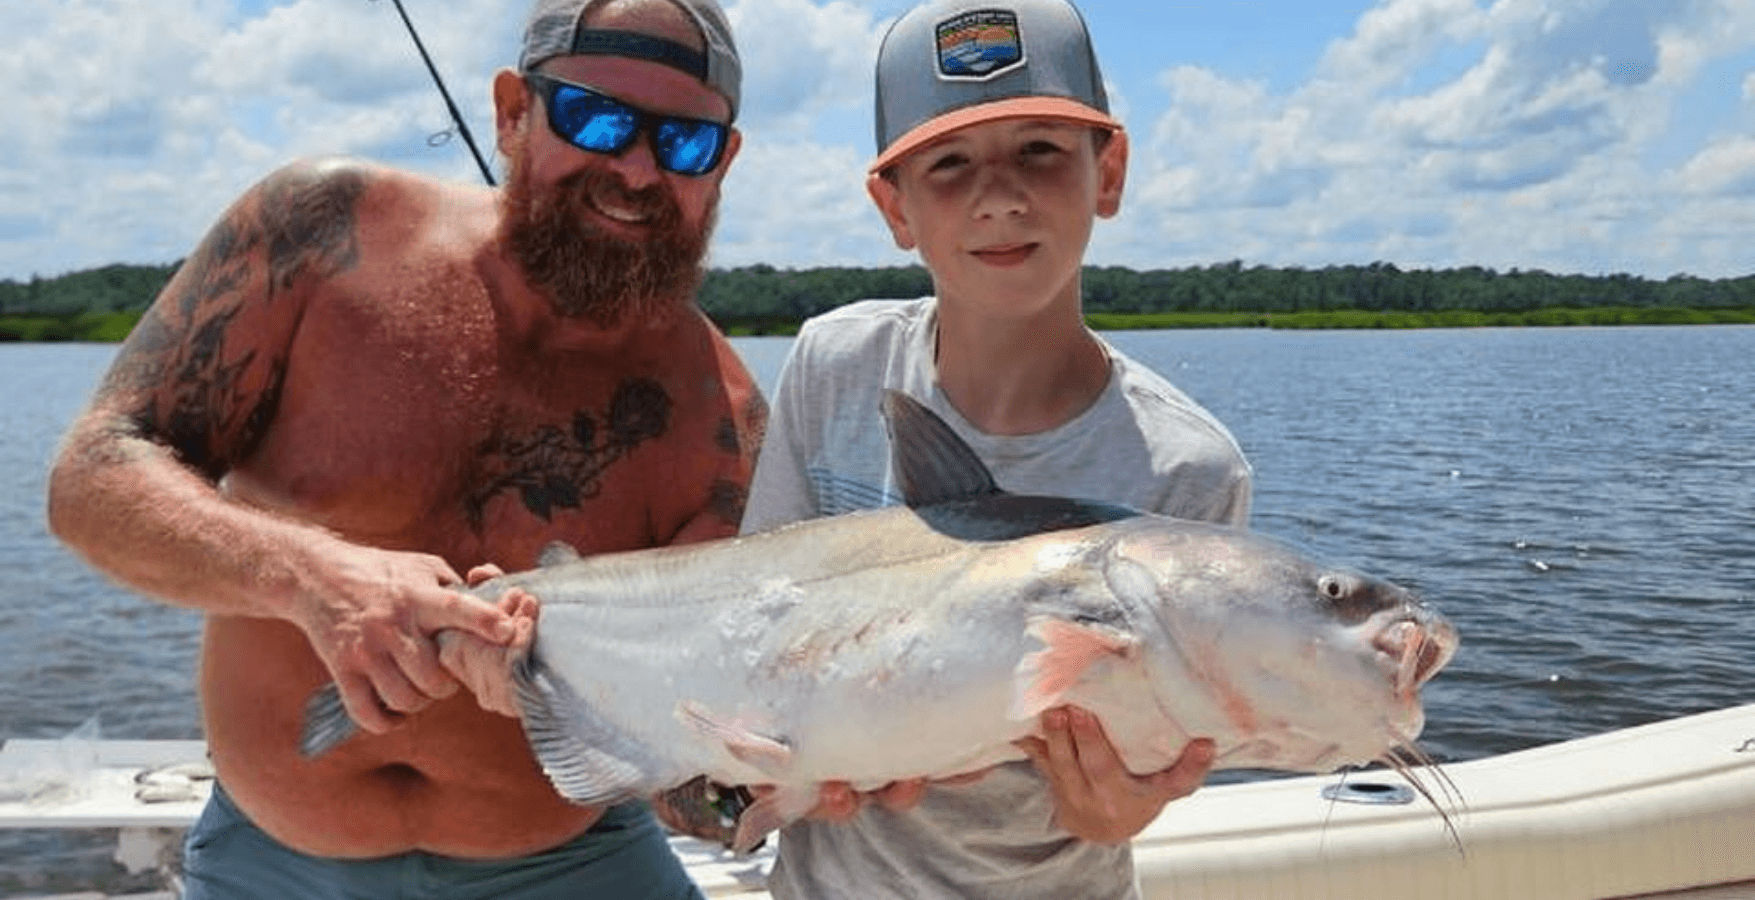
[1012,616,1142,721]
[731,785,817,856]
[677,701,794,775]
[515,651,664,805]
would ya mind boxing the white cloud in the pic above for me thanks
[1103,0,1755,277]
[1,0,1751,282]
[1675,138,1755,196]
[726,0,881,131]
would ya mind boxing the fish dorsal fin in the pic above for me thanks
[537,541,582,568]
[881,390,1003,508]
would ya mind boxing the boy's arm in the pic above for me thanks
[46,159,510,735]
[737,345,818,535]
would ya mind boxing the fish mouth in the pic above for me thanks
[1372,613,1458,699]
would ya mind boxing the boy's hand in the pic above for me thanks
[783,765,1000,822]
[793,779,929,822]
[1017,706,1215,844]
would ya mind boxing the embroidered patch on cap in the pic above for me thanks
[935,10,1024,80]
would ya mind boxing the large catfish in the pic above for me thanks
[302,392,1457,852]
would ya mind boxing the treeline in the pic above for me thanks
[5,259,1753,340]
[701,261,1755,332]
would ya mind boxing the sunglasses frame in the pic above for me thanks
[523,72,730,177]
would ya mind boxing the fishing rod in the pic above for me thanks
[379,0,497,186]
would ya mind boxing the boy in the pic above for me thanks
[739,0,1253,897]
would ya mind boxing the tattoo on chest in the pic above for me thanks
[467,378,673,529]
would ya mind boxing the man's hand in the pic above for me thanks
[1017,707,1215,844]
[294,544,517,735]
[439,564,538,718]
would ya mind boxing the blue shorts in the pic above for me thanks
[182,783,705,900]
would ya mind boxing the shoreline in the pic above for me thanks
[6,306,1755,343]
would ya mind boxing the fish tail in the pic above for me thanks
[298,682,358,758]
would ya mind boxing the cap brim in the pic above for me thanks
[870,96,1122,173]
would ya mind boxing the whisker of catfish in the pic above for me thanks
[1382,744,1466,856]
[1317,764,1349,853]
[1390,741,1466,811]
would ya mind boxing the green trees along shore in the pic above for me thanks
[4,260,1753,342]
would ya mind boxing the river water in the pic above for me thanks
[2,327,1751,893]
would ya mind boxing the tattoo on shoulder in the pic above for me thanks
[260,166,368,292]
[467,378,673,530]
[97,164,370,475]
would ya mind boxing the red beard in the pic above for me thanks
[501,145,714,328]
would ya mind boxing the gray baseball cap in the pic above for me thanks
[519,0,742,120]
[872,0,1120,172]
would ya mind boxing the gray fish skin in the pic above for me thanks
[302,392,1457,853]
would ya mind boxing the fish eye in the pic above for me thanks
[1318,575,1347,601]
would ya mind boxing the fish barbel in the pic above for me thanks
[302,392,1458,852]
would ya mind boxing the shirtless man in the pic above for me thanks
[46,0,761,895]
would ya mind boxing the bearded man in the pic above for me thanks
[46,0,763,896]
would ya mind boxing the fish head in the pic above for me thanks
[1100,517,1458,773]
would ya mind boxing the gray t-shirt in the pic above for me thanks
[741,298,1253,900]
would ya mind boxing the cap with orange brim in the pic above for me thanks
[871,0,1121,173]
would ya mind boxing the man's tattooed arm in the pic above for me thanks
[90,160,369,478]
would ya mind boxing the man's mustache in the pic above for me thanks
[554,166,682,230]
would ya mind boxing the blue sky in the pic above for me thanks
[2,0,1752,283]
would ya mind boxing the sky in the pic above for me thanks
[2,0,1752,284]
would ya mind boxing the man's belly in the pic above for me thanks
[198,615,604,859]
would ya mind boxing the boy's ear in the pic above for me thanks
[493,69,532,157]
[866,173,918,251]
[1096,129,1129,219]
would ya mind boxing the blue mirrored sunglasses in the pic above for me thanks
[524,73,729,177]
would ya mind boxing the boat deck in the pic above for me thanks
[5,703,1754,900]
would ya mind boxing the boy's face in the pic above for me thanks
[868,116,1127,317]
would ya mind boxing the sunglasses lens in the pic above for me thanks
[549,84,638,153]
[535,75,727,176]
[655,120,726,176]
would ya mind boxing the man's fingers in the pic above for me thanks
[437,630,524,718]
[337,674,400,735]
[363,652,434,715]
[464,563,505,587]
[425,588,517,643]
[490,589,542,638]
[390,629,461,702]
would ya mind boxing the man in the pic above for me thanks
[45,0,763,895]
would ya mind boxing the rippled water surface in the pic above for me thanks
[2,327,1751,892]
